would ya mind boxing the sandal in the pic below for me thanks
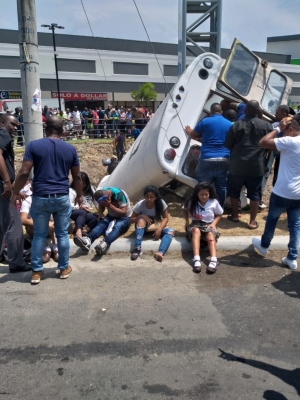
[154,252,164,262]
[207,260,217,273]
[193,260,201,273]
[248,221,259,230]
[227,214,240,222]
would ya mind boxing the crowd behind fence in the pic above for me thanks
[10,104,155,147]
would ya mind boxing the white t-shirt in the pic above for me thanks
[183,198,223,223]
[69,187,95,210]
[273,136,300,199]
[133,199,168,218]
[72,110,81,124]
[20,195,32,215]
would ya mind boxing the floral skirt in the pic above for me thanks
[186,220,220,242]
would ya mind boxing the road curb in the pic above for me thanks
[69,235,291,255]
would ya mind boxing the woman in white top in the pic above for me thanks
[69,172,98,238]
[130,185,174,262]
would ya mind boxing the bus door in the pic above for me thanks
[216,39,293,119]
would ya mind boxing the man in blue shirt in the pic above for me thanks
[185,103,232,207]
[12,116,82,284]
[131,124,141,140]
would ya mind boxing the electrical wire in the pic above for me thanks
[132,0,186,132]
[80,0,110,94]
[80,0,186,131]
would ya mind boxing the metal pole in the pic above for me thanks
[17,0,43,145]
[178,0,186,76]
[51,26,62,110]
[215,0,223,55]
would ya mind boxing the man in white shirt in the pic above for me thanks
[252,115,300,270]
[72,106,82,137]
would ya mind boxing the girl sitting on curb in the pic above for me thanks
[130,185,174,262]
[183,182,223,273]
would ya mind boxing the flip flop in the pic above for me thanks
[154,252,164,262]
[227,214,240,222]
[248,221,259,230]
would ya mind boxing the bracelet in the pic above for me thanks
[275,126,280,133]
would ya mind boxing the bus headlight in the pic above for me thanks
[169,136,180,148]
[203,57,213,69]
[164,148,176,160]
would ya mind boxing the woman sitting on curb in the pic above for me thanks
[130,185,174,262]
[69,172,98,238]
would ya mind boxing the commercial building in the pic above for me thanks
[0,29,300,111]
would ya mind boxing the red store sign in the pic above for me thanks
[51,91,108,101]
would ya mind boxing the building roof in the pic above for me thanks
[0,29,291,64]
[267,34,300,43]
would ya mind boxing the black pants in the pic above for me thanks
[70,209,98,231]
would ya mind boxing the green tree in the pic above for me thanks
[131,82,157,104]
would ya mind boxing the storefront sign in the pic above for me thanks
[51,92,108,101]
[0,91,22,99]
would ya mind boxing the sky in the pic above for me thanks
[2,0,300,53]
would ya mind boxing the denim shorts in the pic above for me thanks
[227,174,262,201]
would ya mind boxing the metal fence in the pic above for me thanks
[14,118,149,147]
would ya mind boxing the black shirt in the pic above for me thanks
[0,128,15,183]
[225,117,273,176]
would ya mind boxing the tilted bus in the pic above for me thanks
[98,39,293,201]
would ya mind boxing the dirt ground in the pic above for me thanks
[14,139,288,238]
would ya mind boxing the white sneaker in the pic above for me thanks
[73,236,91,252]
[258,201,267,211]
[252,238,268,256]
[282,257,297,270]
[95,240,110,256]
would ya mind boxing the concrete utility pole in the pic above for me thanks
[17,0,43,145]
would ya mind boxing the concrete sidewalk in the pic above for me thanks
[69,235,291,255]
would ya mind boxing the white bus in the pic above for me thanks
[98,39,293,202]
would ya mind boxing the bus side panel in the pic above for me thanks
[157,54,224,177]
[97,95,172,202]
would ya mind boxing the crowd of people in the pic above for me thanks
[42,103,154,140]
[1,96,300,284]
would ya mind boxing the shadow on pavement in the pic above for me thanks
[272,272,300,298]
[218,349,300,396]
[0,265,58,284]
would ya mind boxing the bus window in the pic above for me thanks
[261,71,287,115]
[224,43,258,96]
[182,146,201,179]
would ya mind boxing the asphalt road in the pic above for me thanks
[0,249,299,400]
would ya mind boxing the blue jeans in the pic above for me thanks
[30,195,71,271]
[88,215,130,245]
[197,159,229,207]
[135,226,174,254]
[261,192,300,260]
